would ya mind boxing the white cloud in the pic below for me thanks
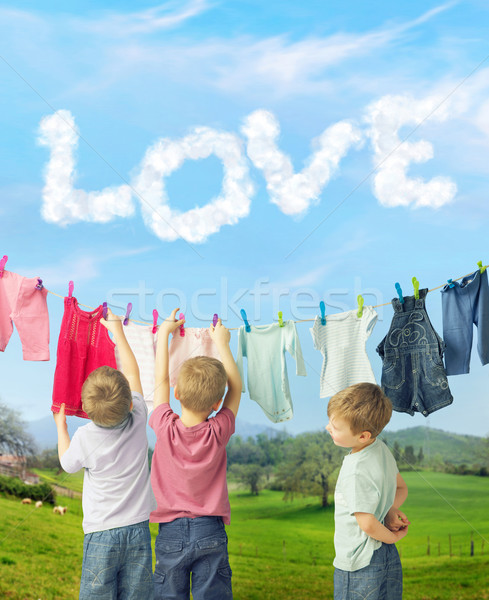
[131,127,255,243]
[364,94,457,208]
[73,0,212,36]
[242,110,363,216]
[38,110,134,225]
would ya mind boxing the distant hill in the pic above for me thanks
[380,426,484,466]
[26,414,279,450]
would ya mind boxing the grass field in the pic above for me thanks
[0,471,488,599]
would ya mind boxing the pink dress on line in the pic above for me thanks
[51,297,117,418]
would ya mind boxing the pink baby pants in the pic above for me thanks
[51,297,116,418]
[0,270,50,360]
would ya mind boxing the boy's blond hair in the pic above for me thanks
[176,356,227,414]
[81,366,132,427]
[327,382,392,438]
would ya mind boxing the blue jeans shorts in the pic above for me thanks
[79,520,154,600]
[441,268,489,375]
[334,543,402,600]
[376,288,453,416]
[154,516,232,600]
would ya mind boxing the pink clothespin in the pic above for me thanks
[68,281,74,298]
[213,314,219,326]
[123,303,132,326]
[152,309,159,334]
[0,255,8,278]
[179,313,185,337]
[102,302,108,320]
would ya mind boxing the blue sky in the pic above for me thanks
[1,0,489,437]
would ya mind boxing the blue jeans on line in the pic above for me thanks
[79,520,154,600]
[334,543,403,600]
[153,516,232,600]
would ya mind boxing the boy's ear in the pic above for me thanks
[174,387,179,400]
[359,430,372,443]
[212,399,223,412]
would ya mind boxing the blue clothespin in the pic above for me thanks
[357,295,364,318]
[35,278,44,290]
[395,283,404,304]
[278,311,284,327]
[447,279,455,289]
[102,302,108,320]
[412,277,420,300]
[123,302,132,326]
[240,309,251,332]
[319,301,326,325]
[213,313,219,327]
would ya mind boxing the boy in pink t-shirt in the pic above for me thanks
[150,308,241,600]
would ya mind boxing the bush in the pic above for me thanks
[0,475,56,505]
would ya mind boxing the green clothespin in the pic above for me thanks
[477,261,486,274]
[357,295,364,318]
[278,311,284,327]
[412,277,420,300]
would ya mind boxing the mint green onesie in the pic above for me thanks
[236,320,307,423]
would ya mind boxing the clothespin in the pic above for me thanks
[447,279,455,289]
[213,314,219,327]
[477,260,487,274]
[357,295,364,318]
[0,255,8,278]
[319,301,326,325]
[68,281,74,298]
[123,303,132,326]
[412,277,420,300]
[152,309,158,334]
[179,312,185,337]
[102,302,108,320]
[395,283,404,304]
[35,278,44,290]
[278,311,284,327]
[240,309,251,332]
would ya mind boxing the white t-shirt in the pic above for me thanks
[61,392,156,534]
[333,439,398,571]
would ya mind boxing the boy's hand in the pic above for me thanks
[209,318,230,346]
[53,403,67,430]
[99,307,123,334]
[385,507,411,532]
[159,308,185,338]
[391,526,409,542]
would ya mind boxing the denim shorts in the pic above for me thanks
[376,288,453,416]
[441,268,489,375]
[334,543,402,600]
[154,516,232,600]
[79,520,154,600]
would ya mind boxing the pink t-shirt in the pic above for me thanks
[149,404,235,524]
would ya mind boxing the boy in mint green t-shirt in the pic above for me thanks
[326,383,410,600]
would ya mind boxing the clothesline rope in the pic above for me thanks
[44,266,487,330]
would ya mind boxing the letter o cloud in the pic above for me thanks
[132,127,255,244]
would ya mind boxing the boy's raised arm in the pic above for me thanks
[53,403,70,460]
[210,319,241,417]
[154,308,185,409]
[100,307,142,395]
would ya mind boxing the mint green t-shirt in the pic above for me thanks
[333,439,398,572]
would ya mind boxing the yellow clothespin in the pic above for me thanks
[477,261,486,274]
[412,277,420,300]
[357,295,364,318]
[278,311,284,327]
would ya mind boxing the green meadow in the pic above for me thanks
[0,471,488,599]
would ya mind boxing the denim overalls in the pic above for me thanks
[376,288,453,416]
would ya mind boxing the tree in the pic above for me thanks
[403,445,416,469]
[230,463,264,495]
[275,432,343,507]
[0,401,36,458]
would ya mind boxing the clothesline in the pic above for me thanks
[44,265,487,330]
